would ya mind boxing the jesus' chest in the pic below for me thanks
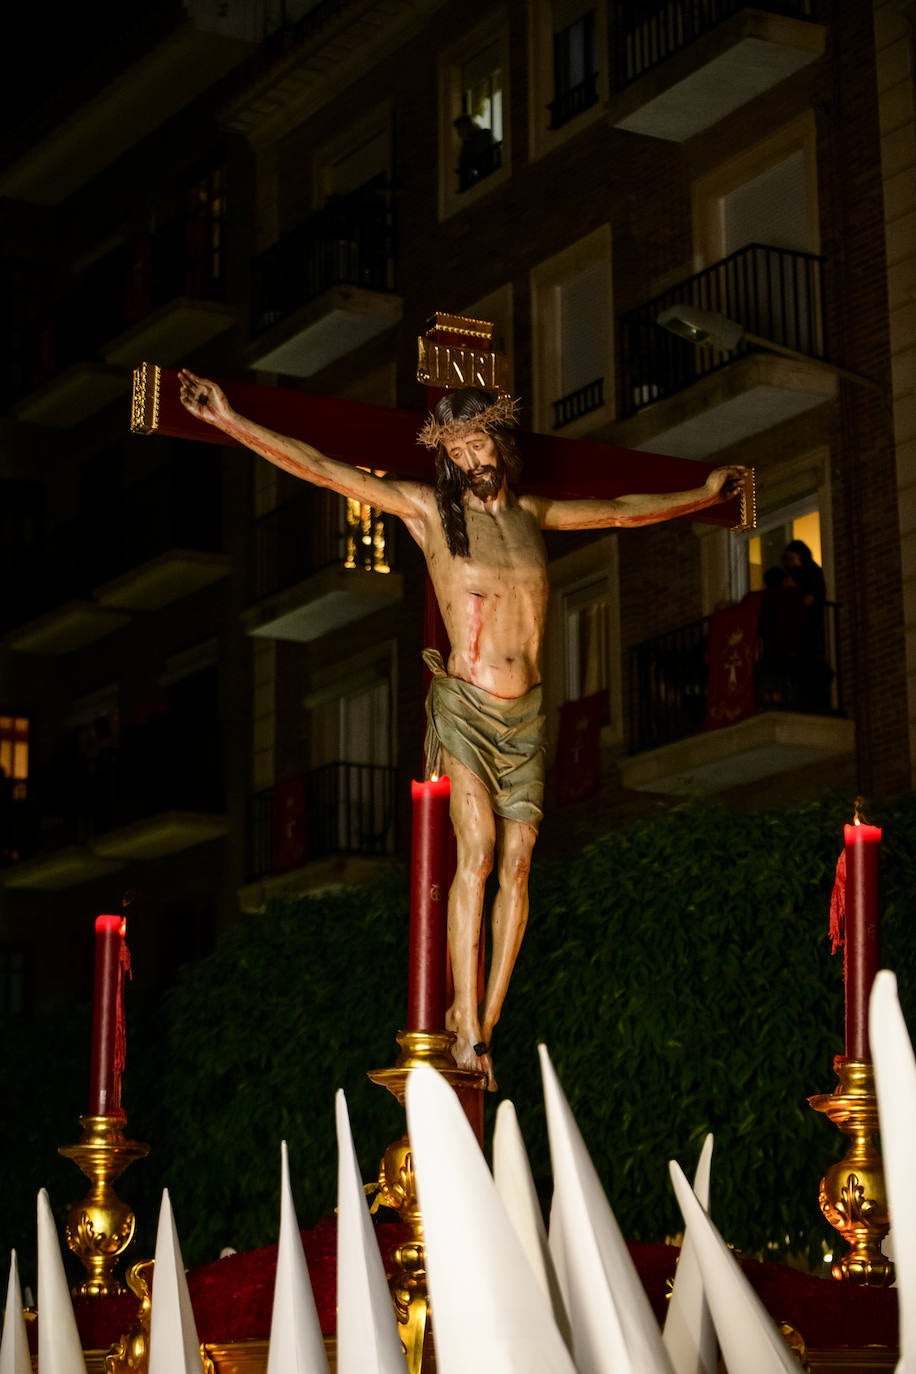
[460,504,548,596]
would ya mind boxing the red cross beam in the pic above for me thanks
[130,362,754,529]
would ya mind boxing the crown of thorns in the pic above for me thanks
[416,394,521,450]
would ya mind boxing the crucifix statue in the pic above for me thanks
[174,351,746,1088]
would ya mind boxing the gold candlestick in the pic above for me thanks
[59,1114,149,1297]
[368,1029,485,1374]
[809,1057,893,1285]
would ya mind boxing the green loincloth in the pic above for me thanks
[423,649,545,831]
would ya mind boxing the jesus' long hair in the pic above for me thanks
[433,389,522,558]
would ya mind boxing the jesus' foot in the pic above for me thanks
[446,1005,498,1091]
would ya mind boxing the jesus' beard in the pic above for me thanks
[465,465,502,501]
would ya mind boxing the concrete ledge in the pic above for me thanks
[620,711,855,795]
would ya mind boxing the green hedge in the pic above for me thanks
[3,791,915,1283]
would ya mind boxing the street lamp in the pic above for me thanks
[656,304,885,398]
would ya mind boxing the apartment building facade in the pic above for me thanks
[0,0,911,1013]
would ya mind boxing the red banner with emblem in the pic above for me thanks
[703,593,763,731]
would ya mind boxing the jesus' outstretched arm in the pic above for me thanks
[520,464,747,531]
[177,368,425,522]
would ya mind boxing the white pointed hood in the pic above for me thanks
[663,1134,716,1374]
[869,970,916,1374]
[334,1090,405,1374]
[36,1190,86,1374]
[267,1141,329,1373]
[0,1250,34,1374]
[148,1190,203,1374]
[539,1045,674,1374]
[406,1063,576,1373]
[668,1163,798,1374]
[493,1098,571,1347]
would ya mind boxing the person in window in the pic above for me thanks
[758,539,831,712]
[454,114,496,192]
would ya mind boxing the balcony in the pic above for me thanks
[247,180,402,378]
[553,378,605,430]
[0,524,132,655]
[93,450,230,612]
[0,710,228,888]
[2,451,229,653]
[620,595,855,794]
[239,763,398,911]
[242,487,403,644]
[12,202,234,427]
[609,1,825,142]
[614,243,834,458]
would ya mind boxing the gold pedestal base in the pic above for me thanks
[809,1058,893,1286]
[59,1115,149,1297]
[368,1029,484,1374]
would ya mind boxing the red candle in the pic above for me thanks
[89,914,131,1117]
[408,776,451,1030]
[842,820,882,1061]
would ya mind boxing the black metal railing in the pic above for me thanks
[548,72,599,129]
[249,487,395,603]
[252,178,394,336]
[10,716,225,862]
[612,0,815,89]
[629,599,842,753]
[618,242,825,418]
[248,762,397,879]
[552,378,605,429]
[0,447,225,634]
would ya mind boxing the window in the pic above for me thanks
[564,575,611,701]
[439,14,511,218]
[531,225,613,436]
[693,113,819,265]
[0,715,29,801]
[336,675,394,856]
[550,5,598,128]
[543,536,621,762]
[528,0,607,159]
[735,501,822,600]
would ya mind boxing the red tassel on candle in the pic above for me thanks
[112,925,132,1114]
[829,848,846,955]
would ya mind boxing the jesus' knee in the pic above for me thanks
[455,833,495,887]
[497,828,535,892]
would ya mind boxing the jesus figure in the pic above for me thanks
[178,369,744,1087]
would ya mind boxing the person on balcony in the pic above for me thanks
[758,539,831,713]
[178,368,744,1086]
[454,114,497,191]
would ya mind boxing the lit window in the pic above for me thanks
[344,471,391,574]
[735,500,821,599]
[439,14,511,219]
[0,716,29,800]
